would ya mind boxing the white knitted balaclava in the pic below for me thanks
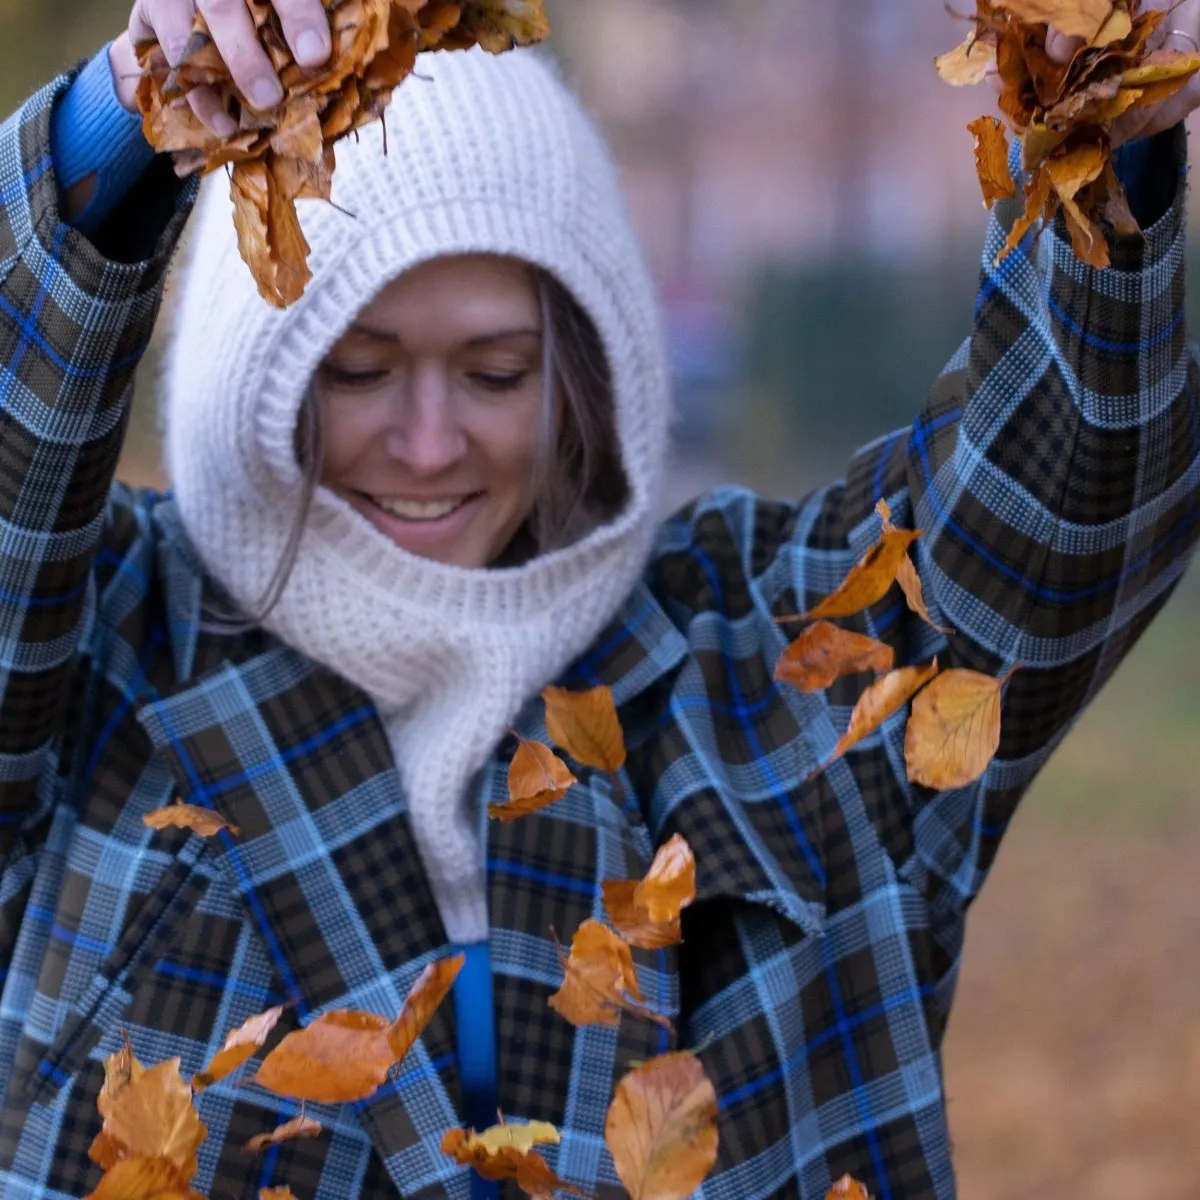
[162,48,671,943]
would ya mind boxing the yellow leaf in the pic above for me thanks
[489,739,577,822]
[904,667,1010,790]
[542,684,626,771]
[1120,48,1200,87]
[442,1120,586,1198]
[604,1052,719,1200]
[935,35,996,86]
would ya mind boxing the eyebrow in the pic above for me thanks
[347,322,543,347]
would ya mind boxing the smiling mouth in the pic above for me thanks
[366,493,482,522]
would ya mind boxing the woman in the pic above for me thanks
[0,1,1195,1197]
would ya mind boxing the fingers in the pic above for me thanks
[186,85,238,136]
[197,0,283,109]
[132,0,198,65]
[273,0,331,69]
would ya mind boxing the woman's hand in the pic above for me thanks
[1046,0,1200,145]
[110,0,332,135]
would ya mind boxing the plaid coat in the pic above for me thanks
[0,74,1197,1200]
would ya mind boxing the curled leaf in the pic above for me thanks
[904,667,1011,790]
[604,1051,719,1200]
[386,954,466,1064]
[791,529,921,623]
[935,35,996,87]
[490,739,577,822]
[824,660,940,771]
[143,802,239,839]
[1001,0,1114,42]
[193,1005,284,1092]
[442,1121,586,1198]
[774,622,895,694]
[245,1113,323,1153]
[874,501,952,635]
[968,116,1016,209]
[542,684,626,771]
[825,1177,873,1200]
[602,834,696,949]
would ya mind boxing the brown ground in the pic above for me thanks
[944,814,1200,1199]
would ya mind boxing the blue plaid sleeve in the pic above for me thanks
[0,72,193,845]
[787,124,1197,910]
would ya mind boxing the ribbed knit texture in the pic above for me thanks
[161,48,671,942]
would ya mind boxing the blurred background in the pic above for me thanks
[2,2,1198,1195]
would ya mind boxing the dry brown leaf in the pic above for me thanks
[1120,47,1200,87]
[97,1035,147,1121]
[490,738,577,822]
[1001,0,1114,42]
[968,116,1016,208]
[604,1051,719,1200]
[602,834,696,949]
[825,1177,873,1200]
[874,501,953,635]
[548,919,670,1030]
[790,529,922,624]
[245,1113,323,1153]
[386,954,465,1064]
[89,1059,207,1184]
[86,1155,200,1200]
[904,667,1012,790]
[259,1190,301,1200]
[143,802,239,839]
[542,684,627,772]
[775,622,895,694]
[824,660,940,770]
[935,35,996,86]
[441,1121,586,1198]
[135,0,551,306]
[1000,164,1054,262]
[193,1004,285,1092]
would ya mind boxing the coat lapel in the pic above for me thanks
[137,611,467,1198]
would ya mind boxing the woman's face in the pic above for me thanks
[316,254,544,568]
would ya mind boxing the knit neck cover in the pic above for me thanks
[161,49,671,941]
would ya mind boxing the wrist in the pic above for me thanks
[110,33,139,115]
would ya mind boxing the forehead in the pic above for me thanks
[350,254,541,342]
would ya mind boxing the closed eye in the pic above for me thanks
[320,365,389,388]
[470,371,530,393]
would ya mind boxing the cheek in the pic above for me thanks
[317,396,379,481]
[474,400,542,490]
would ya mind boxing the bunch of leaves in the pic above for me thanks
[85,956,462,1199]
[937,0,1200,268]
[776,501,1015,789]
[133,0,551,307]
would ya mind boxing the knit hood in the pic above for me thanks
[161,47,671,941]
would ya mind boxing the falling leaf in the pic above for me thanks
[134,0,551,306]
[790,529,922,623]
[968,116,1016,208]
[143,802,239,839]
[775,622,895,694]
[825,1178,873,1200]
[89,1059,207,1184]
[874,501,952,635]
[823,660,940,770]
[1001,0,1114,42]
[385,954,465,1064]
[935,35,996,86]
[86,1155,199,1200]
[193,1005,285,1092]
[548,919,670,1030]
[489,738,577,822]
[260,1190,301,1200]
[245,1113,323,1152]
[542,684,627,772]
[604,1052,719,1200]
[904,667,1012,790]
[442,1121,586,1198]
[97,1034,146,1121]
[255,954,462,1104]
[602,834,696,949]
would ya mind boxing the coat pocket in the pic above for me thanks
[25,840,208,1105]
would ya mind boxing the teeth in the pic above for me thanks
[373,496,467,521]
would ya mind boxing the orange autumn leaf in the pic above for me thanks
[542,684,626,772]
[85,1155,200,1200]
[441,1121,586,1198]
[97,1034,146,1121]
[789,528,921,623]
[875,501,952,636]
[89,1059,207,1184]
[386,954,465,1064]
[143,801,239,839]
[245,1112,323,1153]
[775,622,895,694]
[602,834,697,950]
[967,116,1016,208]
[604,1051,719,1200]
[255,954,462,1103]
[825,660,940,769]
[490,738,577,822]
[825,1177,873,1200]
[193,1004,284,1092]
[904,667,1012,790]
[135,1,551,306]
[260,1190,301,1200]
[548,919,670,1030]
[1001,0,1113,42]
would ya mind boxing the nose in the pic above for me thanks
[383,367,467,477]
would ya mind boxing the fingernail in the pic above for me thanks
[211,110,238,137]
[250,77,283,109]
[295,29,329,66]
